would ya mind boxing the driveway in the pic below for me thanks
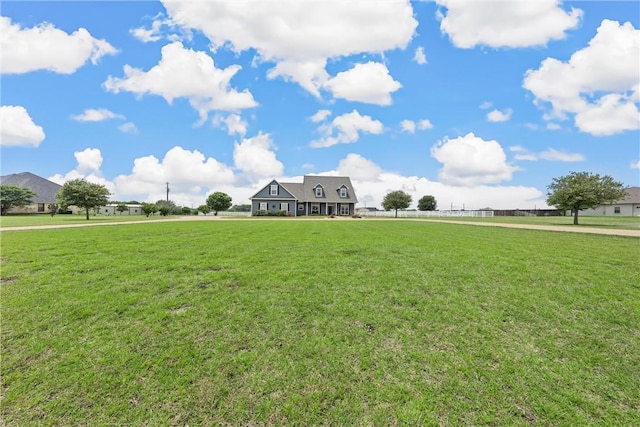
[1,216,638,237]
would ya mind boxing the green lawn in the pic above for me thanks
[1,221,638,425]
[0,213,182,228]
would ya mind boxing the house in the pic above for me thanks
[581,186,640,216]
[250,176,358,216]
[0,172,62,214]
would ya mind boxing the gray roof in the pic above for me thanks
[279,182,305,200]
[0,172,61,203]
[301,175,358,203]
[617,186,640,204]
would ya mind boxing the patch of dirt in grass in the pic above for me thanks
[169,304,192,315]
[0,276,18,284]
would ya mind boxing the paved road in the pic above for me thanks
[1,215,638,237]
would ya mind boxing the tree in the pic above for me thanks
[141,203,158,217]
[197,204,211,216]
[48,203,59,217]
[206,192,232,215]
[116,203,127,215]
[417,195,437,211]
[56,179,110,220]
[0,185,36,215]
[181,206,193,215]
[229,204,251,212]
[547,171,627,225]
[382,190,412,218]
[158,206,171,216]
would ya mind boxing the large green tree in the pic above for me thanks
[382,190,412,218]
[417,195,437,211]
[141,203,158,217]
[56,179,110,220]
[0,185,36,215]
[547,171,627,225]
[206,192,232,215]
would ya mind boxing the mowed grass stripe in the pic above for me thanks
[1,221,638,425]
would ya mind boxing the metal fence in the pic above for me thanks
[358,210,495,218]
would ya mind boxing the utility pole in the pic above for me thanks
[166,182,170,202]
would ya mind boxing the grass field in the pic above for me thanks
[1,221,639,425]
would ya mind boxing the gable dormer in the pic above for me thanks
[338,184,348,198]
[313,184,324,198]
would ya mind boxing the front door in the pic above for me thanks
[328,205,333,215]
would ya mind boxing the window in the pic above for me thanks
[280,203,288,212]
[614,206,621,214]
[339,187,347,198]
[270,184,278,195]
[340,204,350,215]
[315,186,323,197]
[37,203,45,212]
[259,202,268,212]
[311,203,320,214]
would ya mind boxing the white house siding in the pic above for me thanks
[581,204,640,216]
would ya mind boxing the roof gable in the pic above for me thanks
[0,172,61,203]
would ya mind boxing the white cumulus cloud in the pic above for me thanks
[523,19,640,136]
[0,105,45,147]
[311,110,383,148]
[324,62,401,105]
[401,120,416,133]
[330,153,548,210]
[71,108,125,122]
[418,119,433,130]
[1,16,117,74]
[337,153,382,182]
[104,42,257,124]
[487,108,512,122]
[431,133,518,186]
[118,122,139,134]
[233,133,284,183]
[310,109,331,123]
[48,148,113,192]
[160,0,417,101]
[113,146,236,203]
[213,114,248,136]
[435,0,582,49]
[413,46,427,65]
[401,119,433,133]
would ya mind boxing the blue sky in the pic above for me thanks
[2,0,638,210]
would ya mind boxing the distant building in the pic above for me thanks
[0,172,61,214]
[94,204,144,216]
[581,186,640,216]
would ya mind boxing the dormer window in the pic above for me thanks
[315,186,323,197]
[339,187,347,198]
[270,184,278,195]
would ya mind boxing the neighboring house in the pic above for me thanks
[250,175,358,216]
[0,172,62,214]
[581,186,640,216]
